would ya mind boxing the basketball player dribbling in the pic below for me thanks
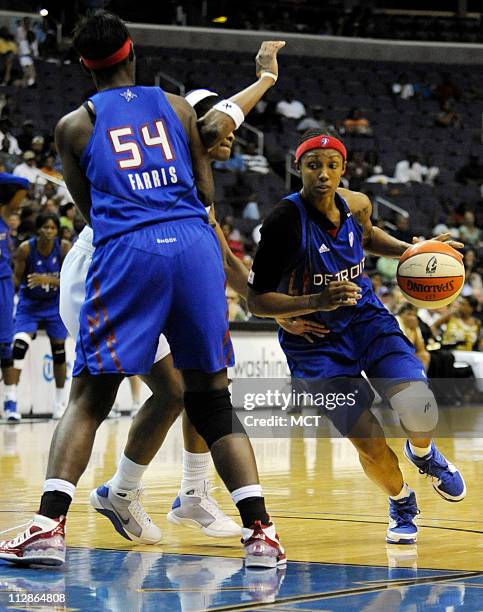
[0,11,285,569]
[247,130,466,544]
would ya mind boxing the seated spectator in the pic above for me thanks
[40,154,63,181]
[376,255,398,284]
[345,150,373,189]
[439,296,481,351]
[0,26,17,86]
[60,202,75,231]
[43,198,59,215]
[60,226,73,243]
[435,100,463,128]
[242,194,260,221]
[16,119,35,152]
[13,150,43,184]
[392,214,413,243]
[459,212,481,247]
[396,303,430,371]
[276,92,306,120]
[434,74,462,105]
[222,221,245,260]
[0,117,21,155]
[455,154,483,186]
[339,107,372,136]
[18,205,36,238]
[16,17,38,87]
[297,106,334,133]
[461,248,483,302]
[226,287,249,322]
[212,143,245,172]
[31,135,46,161]
[433,214,460,240]
[394,153,439,184]
[8,211,22,249]
[241,142,270,174]
[391,73,415,100]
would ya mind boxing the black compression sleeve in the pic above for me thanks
[249,199,301,294]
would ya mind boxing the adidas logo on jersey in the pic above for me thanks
[319,243,330,254]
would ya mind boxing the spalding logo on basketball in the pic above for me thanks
[397,241,465,309]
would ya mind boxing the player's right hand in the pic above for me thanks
[313,281,362,311]
[255,41,285,82]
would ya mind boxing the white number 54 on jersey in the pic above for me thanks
[108,120,175,169]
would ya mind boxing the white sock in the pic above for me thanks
[55,387,65,405]
[181,450,211,492]
[43,478,76,500]
[390,482,411,501]
[231,484,263,505]
[4,384,17,402]
[109,453,148,491]
[409,441,432,458]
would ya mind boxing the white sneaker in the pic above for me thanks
[90,483,162,544]
[52,402,66,420]
[0,514,66,566]
[167,480,241,538]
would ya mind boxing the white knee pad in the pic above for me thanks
[12,332,32,370]
[390,381,438,433]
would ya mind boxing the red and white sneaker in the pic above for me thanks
[0,515,66,566]
[242,520,286,568]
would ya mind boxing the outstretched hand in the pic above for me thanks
[255,41,285,81]
[412,232,464,251]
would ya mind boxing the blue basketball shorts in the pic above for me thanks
[73,218,233,376]
[0,276,14,357]
[14,296,67,340]
[281,305,427,435]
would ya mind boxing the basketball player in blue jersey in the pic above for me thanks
[8,213,70,421]
[248,130,466,545]
[0,11,285,569]
[0,174,29,422]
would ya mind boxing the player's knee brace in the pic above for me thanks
[184,388,246,449]
[390,381,438,433]
[51,343,66,365]
[12,333,32,370]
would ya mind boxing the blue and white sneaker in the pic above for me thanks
[404,440,466,502]
[3,400,20,422]
[386,489,419,545]
[90,483,162,544]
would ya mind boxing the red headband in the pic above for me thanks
[295,135,347,163]
[81,37,132,70]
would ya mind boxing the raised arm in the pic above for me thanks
[198,41,285,148]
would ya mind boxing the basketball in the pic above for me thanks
[397,241,465,309]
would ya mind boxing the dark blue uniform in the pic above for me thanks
[250,191,426,435]
[15,238,67,339]
[0,217,14,357]
[74,86,232,376]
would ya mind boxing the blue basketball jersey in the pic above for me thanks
[0,218,12,279]
[19,238,61,302]
[80,86,207,246]
[278,191,385,335]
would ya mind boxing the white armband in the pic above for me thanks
[259,71,278,83]
[212,100,245,130]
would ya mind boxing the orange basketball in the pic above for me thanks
[397,241,465,309]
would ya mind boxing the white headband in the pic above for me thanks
[185,89,218,108]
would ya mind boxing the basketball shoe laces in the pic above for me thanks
[415,448,455,484]
[196,481,230,520]
[121,486,153,528]
[0,520,42,548]
[389,497,419,526]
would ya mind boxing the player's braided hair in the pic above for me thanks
[73,10,130,69]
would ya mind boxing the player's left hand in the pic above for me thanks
[27,273,50,288]
[276,317,329,343]
[412,233,464,251]
[255,41,285,82]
